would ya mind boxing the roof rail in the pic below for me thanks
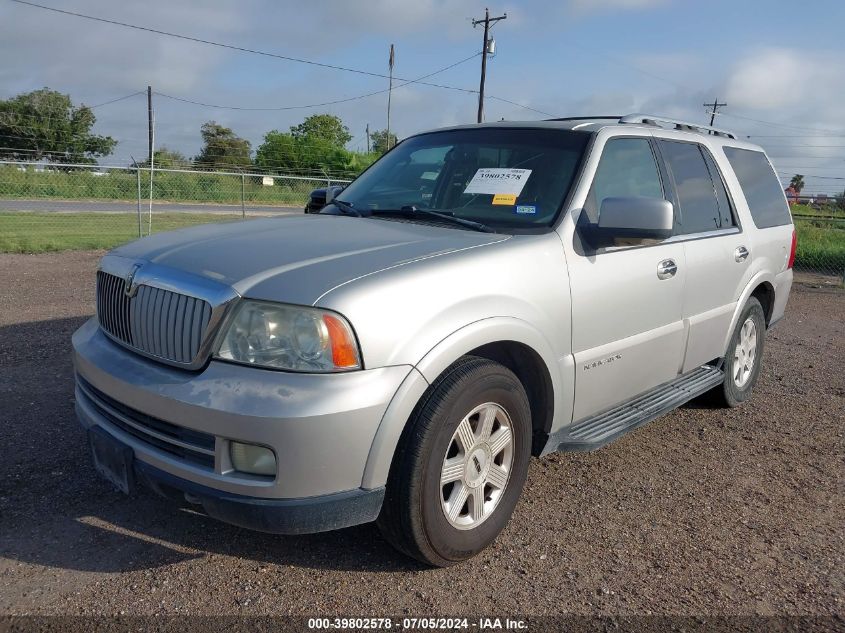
[544,116,622,122]
[619,113,736,139]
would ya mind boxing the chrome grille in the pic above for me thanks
[96,271,212,365]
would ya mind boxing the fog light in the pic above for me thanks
[230,442,276,476]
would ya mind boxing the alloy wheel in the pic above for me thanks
[439,402,514,530]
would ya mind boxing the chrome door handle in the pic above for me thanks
[657,259,677,280]
[735,246,750,262]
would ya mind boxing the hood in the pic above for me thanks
[112,214,508,305]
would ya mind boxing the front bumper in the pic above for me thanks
[133,456,385,534]
[72,317,411,528]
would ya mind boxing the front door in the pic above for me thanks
[567,136,687,421]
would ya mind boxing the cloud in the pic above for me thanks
[724,48,811,110]
[568,0,671,12]
[2,0,842,194]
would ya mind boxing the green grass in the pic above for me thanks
[0,165,324,206]
[794,218,845,274]
[3,210,844,276]
[0,212,242,253]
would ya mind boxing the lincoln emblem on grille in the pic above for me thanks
[124,264,141,298]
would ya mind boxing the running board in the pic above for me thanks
[552,365,724,452]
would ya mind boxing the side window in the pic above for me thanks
[701,149,736,228]
[584,138,663,222]
[659,140,723,234]
[722,147,792,228]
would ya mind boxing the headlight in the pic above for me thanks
[215,300,361,372]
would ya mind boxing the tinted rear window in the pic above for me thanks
[659,140,723,234]
[723,147,791,228]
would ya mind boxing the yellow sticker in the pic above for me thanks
[492,193,517,205]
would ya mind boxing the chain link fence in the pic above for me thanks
[0,160,349,252]
[1,159,843,284]
[790,203,845,285]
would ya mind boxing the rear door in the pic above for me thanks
[567,136,687,421]
[655,139,751,371]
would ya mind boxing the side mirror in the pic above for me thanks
[324,185,345,204]
[597,197,674,242]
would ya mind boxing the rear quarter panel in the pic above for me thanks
[711,140,794,348]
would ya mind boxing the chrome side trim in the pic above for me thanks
[661,226,741,244]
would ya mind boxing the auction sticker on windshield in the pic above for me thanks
[464,168,532,196]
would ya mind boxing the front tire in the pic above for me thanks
[711,296,766,407]
[377,356,532,567]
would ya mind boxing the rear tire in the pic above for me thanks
[376,356,532,567]
[711,297,766,408]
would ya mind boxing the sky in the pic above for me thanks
[1,0,844,192]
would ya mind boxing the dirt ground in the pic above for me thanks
[0,251,842,620]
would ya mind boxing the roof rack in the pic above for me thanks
[619,113,736,139]
[544,116,623,122]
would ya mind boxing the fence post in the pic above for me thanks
[136,167,142,238]
[147,166,154,236]
[241,173,246,219]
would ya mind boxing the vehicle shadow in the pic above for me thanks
[0,316,425,575]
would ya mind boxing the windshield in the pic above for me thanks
[337,128,590,230]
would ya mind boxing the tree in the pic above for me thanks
[194,121,251,169]
[255,131,303,172]
[370,129,398,154]
[256,129,353,174]
[0,88,116,163]
[290,114,352,148]
[137,147,188,169]
[789,174,805,193]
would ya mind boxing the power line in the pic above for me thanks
[748,135,845,139]
[89,90,146,109]
[777,172,845,180]
[757,144,845,148]
[487,96,555,118]
[154,52,482,112]
[0,91,146,126]
[713,111,845,135]
[10,0,476,94]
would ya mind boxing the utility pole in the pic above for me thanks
[147,86,154,235]
[386,44,394,152]
[472,8,507,123]
[147,86,154,165]
[366,123,371,154]
[704,98,727,126]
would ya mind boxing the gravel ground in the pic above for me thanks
[0,251,842,619]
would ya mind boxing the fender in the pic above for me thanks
[360,316,571,490]
[721,270,775,353]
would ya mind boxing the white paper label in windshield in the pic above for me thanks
[463,168,532,196]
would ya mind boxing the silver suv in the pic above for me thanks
[73,114,795,566]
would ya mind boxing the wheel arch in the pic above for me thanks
[722,272,776,354]
[751,281,776,326]
[360,317,567,489]
[466,341,555,455]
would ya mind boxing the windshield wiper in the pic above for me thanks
[325,199,362,217]
[370,206,495,233]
